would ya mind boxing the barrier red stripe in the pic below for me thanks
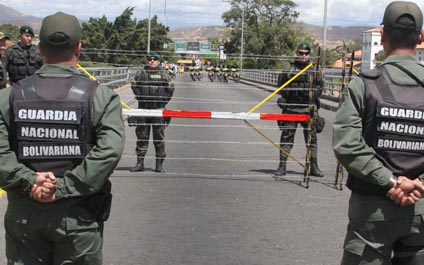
[260,113,309,122]
[163,110,212,119]
[124,109,310,122]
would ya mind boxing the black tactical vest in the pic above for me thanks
[346,64,424,195]
[281,66,314,106]
[7,44,43,83]
[10,74,98,176]
[133,69,172,109]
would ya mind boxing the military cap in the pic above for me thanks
[0,32,10,40]
[381,1,423,30]
[297,41,311,51]
[20,25,34,36]
[148,51,161,60]
[39,12,82,47]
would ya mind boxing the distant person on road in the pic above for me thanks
[0,32,10,88]
[5,25,43,84]
[0,12,125,264]
[333,2,424,264]
[275,41,323,177]
[129,51,175,173]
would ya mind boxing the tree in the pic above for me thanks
[81,7,173,65]
[222,0,308,69]
[0,24,19,41]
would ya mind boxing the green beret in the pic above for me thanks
[297,41,311,51]
[381,1,423,30]
[148,51,161,60]
[39,12,81,47]
[20,26,34,36]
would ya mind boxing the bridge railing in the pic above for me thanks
[85,66,349,101]
[84,67,143,89]
[241,68,350,101]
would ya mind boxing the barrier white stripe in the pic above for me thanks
[123,109,309,121]
[210,112,261,120]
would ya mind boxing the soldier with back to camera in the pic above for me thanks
[0,12,125,264]
[333,2,424,264]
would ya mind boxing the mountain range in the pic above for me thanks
[0,4,373,49]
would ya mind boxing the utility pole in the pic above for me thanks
[240,9,244,70]
[147,0,151,54]
[164,0,168,28]
[322,0,328,70]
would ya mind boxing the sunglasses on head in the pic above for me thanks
[297,51,310,56]
[147,57,158,61]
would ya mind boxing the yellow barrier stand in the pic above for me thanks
[243,63,314,170]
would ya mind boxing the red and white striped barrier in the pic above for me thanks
[123,109,309,122]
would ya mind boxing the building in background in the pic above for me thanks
[361,28,424,71]
[361,28,382,71]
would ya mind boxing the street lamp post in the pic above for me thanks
[164,0,167,28]
[322,0,328,70]
[147,0,151,54]
[240,9,244,71]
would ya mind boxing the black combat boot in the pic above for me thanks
[155,159,164,173]
[130,158,144,172]
[310,159,324,177]
[274,160,287,176]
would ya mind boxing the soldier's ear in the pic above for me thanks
[417,30,424,45]
[38,43,45,56]
[75,42,81,58]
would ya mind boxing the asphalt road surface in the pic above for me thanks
[0,73,350,265]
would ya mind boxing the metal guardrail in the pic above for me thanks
[241,68,350,101]
[85,67,349,100]
[84,67,143,89]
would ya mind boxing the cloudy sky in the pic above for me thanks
[3,0,424,29]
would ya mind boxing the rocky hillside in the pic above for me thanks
[0,4,42,31]
[168,26,227,41]
[0,3,373,49]
[168,23,374,49]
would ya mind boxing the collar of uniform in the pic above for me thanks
[380,53,419,66]
[36,64,80,77]
[380,54,423,86]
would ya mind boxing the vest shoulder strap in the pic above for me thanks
[383,61,424,88]
[361,66,395,102]
[19,76,37,100]
[18,75,98,100]
[359,67,382,80]
[67,76,99,100]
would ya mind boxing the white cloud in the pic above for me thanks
[2,0,424,29]
[296,0,424,27]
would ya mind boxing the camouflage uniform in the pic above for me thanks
[275,52,323,177]
[130,61,174,172]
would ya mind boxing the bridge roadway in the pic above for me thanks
[0,73,349,264]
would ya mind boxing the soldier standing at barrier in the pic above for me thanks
[0,12,125,264]
[333,2,424,264]
[130,51,175,172]
[5,25,43,84]
[275,41,323,177]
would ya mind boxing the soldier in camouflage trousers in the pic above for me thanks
[130,52,174,173]
[275,41,323,177]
